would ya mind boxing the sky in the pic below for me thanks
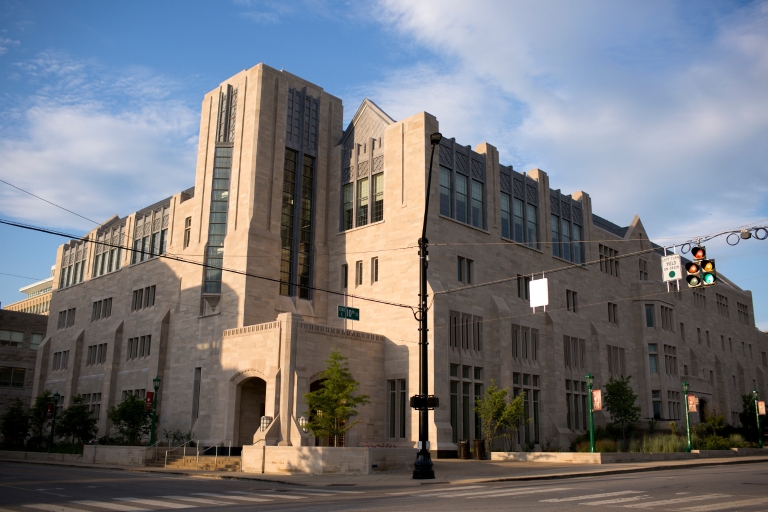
[0,0,766,328]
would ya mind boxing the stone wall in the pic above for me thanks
[242,445,414,474]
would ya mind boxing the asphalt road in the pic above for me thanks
[1,461,767,511]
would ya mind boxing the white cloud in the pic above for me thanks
[0,37,21,56]
[368,0,768,239]
[0,53,198,232]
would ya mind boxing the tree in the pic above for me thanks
[603,375,641,440]
[475,381,527,452]
[303,349,370,447]
[1,399,30,449]
[107,394,151,444]
[738,394,759,443]
[56,395,98,444]
[27,391,52,450]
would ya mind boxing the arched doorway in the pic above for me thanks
[237,377,266,446]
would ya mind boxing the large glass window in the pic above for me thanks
[515,199,525,243]
[500,193,511,239]
[440,167,452,217]
[279,150,297,296]
[280,149,315,298]
[561,218,571,262]
[298,155,314,299]
[455,174,468,224]
[551,214,560,258]
[372,173,384,223]
[356,178,369,227]
[551,198,583,263]
[205,146,232,293]
[342,183,353,230]
[471,181,483,229]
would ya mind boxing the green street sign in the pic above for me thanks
[338,305,360,321]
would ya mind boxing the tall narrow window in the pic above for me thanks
[280,149,297,296]
[297,155,314,299]
[471,180,483,229]
[399,380,406,439]
[439,167,452,217]
[371,257,379,283]
[355,260,363,287]
[389,380,396,438]
[192,367,202,422]
[356,177,369,227]
[516,200,526,244]
[450,381,458,443]
[184,217,192,248]
[551,214,560,258]
[455,174,468,223]
[205,146,232,293]
[341,264,348,289]
[342,183,353,230]
[372,173,384,223]
[645,304,655,327]
[561,218,571,261]
[500,192,511,239]
[462,382,470,440]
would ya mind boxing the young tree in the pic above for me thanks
[738,394,759,443]
[27,391,52,450]
[107,394,151,444]
[603,375,641,440]
[56,395,98,444]
[475,381,528,452]
[1,399,30,449]
[303,349,370,447]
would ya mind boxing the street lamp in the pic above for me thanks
[586,373,595,453]
[48,391,60,453]
[150,376,160,445]
[682,381,692,452]
[752,390,763,449]
[412,131,442,480]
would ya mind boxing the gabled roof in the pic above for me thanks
[591,214,629,238]
[337,98,396,147]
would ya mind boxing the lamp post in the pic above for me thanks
[586,373,595,453]
[412,131,442,480]
[150,376,160,446]
[752,390,763,449]
[48,391,60,453]
[682,381,692,452]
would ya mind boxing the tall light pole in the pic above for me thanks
[752,390,763,449]
[412,131,442,480]
[586,373,595,453]
[150,376,160,446]
[682,381,692,452]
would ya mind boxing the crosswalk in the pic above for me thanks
[5,488,363,512]
[389,485,768,510]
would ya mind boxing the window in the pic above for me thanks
[450,311,460,348]
[697,328,701,344]
[439,167,452,217]
[742,342,745,356]
[564,336,586,369]
[652,390,662,420]
[279,149,315,299]
[0,330,23,348]
[341,264,348,289]
[30,334,43,350]
[450,380,458,442]
[183,217,192,248]
[608,303,618,324]
[645,304,655,328]
[660,306,674,331]
[371,257,379,284]
[56,308,76,330]
[81,393,102,419]
[566,290,578,313]
[680,323,685,341]
[0,367,26,388]
[192,367,202,422]
[60,240,89,286]
[607,345,626,377]
[342,183,354,230]
[737,302,749,325]
[470,181,483,229]
[693,290,706,309]
[762,352,767,366]
[356,177,369,227]
[639,259,648,280]
[551,195,584,263]
[517,275,531,300]
[126,335,151,361]
[355,260,363,287]
[457,257,473,284]
[473,316,484,352]
[131,286,155,311]
[122,389,146,401]
[706,330,710,348]
[729,337,732,352]
[372,172,384,223]
[721,335,725,351]
[599,245,619,277]
[501,193,511,239]
[664,345,678,376]
[52,351,69,371]
[86,344,107,366]
[438,144,487,230]
[648,343,658,373]
[456,174,468,224]
[387,379,407,439]
[91,298,112,322]
[716,294,729,318]
[566,380,588,431]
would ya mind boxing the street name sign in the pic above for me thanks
[337,305,360,321]
[661,254,682,283]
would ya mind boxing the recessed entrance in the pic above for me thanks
[236,377,266,446]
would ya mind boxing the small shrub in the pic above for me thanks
[648,419,657,434]
[669,421,677,436]
[701,436,732,451]
[575,439,618,452]
[631,434,687,453]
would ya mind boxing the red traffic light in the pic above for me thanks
[686,262,700,274]
[691,246,706,260]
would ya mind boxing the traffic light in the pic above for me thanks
[686,246,716,287]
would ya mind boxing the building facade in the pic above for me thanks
[0,310,47,417]
[33,63,767,453]
[4,267,54,316]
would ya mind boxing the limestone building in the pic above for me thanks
[33,63,767,454]
[4,267,54,315]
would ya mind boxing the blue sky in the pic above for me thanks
[0,0,767,328]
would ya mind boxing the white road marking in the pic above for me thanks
[24,505,88,512]
[580,495,651,505]
[680,497,768,511]
[72,501,147,511]
[194,493,271,502]
[466,488,573,499]
[295,488,364,494]
[228,491,305,500]
[160,496,238,506]
[625,494,730,508]
[115,498,192,509]
[542,490,643,502]
[426,486,540,498]
[388,485,485,495]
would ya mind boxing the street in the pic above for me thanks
[0,462,767,511]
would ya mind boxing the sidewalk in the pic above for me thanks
[2,454,768,488]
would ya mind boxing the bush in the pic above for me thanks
[700,436,732,450]
[56,395,97,444]
[1,399,29,450]
[575,439,618,452]
[629,434,687,453]
[107,394,151,444]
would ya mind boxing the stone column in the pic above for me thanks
[278,312,301,445]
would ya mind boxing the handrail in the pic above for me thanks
[200,439,230,469]
[145,439,165,461]
[164,440,196,469]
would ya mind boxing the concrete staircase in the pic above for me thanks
[147,453,241,472]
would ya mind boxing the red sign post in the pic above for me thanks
[145,392,154,412]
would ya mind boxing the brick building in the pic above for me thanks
[0,310,47,417]
[33,63,767,453]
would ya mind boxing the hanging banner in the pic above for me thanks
[145,391,154,411]
[759,400,766,416]
[687,394,698,413]
[45,403,54,420]
[592,390,602,411]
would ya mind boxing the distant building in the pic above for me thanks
[0,310,47,416]
[4,267,55,316]
[35,63,767,453]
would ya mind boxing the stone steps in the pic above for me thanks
[147,454,241,471]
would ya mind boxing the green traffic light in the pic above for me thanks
[687,275,701,286]
[703,273,716,284]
